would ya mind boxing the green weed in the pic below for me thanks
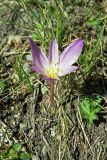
[14,55,33,91]
[0,79,8,94]
[0,143,31,160]
[80,96,102,123]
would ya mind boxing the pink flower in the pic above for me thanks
[29,38,84,80]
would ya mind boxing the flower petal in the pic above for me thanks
[42,76,59,80]
[48,39,59,64]
[59,39,84,69]
[30,65,48,77]
[29,38,49,70]
[42,76,51,80]
[58,66,78,76]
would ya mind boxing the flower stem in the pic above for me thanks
[50,79,55,110]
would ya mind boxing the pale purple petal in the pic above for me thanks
[30,65,48,77]
[59,39,84,69]
[48,39,59,64]
[58,66,78,76]
[42,76,51,80]
[29,38,49,70]
[42,76,59,81]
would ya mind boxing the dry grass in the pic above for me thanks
[0,0,107,160]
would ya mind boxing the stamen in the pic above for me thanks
[47,61,60,79]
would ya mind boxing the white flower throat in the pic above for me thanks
[47,61,60,79]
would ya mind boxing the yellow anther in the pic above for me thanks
[47,61,60,79]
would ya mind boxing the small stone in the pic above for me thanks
[105,127,107,132]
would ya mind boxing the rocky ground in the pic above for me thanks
[0,0,107,160]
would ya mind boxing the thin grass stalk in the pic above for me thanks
[0,18,35,32]
[2,1,29,26]
[19,0,43,39]
[34,0,55,38]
